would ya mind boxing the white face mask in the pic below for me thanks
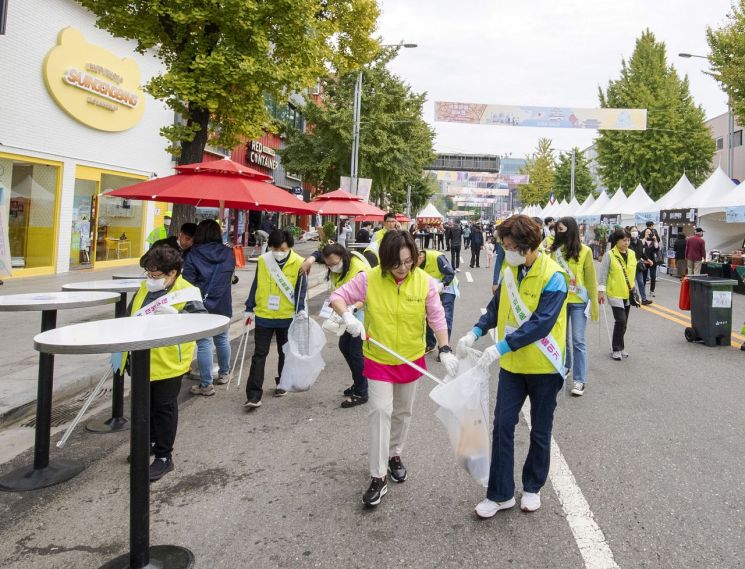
[272,250,289,262]
[164,218,171,227]
[505,249,527,267]
[329,262,344,273]
[631,231,639,238]
[146,277,167,292]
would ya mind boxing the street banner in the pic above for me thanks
[600,214,620,226]
[0,186,11,277]
[726,205,745,223]
[435,101,647,130]
[660,208,697,225]
[634,211,660,225]
[340,176,372,202]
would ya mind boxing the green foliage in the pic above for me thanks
[278,50,436,208]
[708,2,745,130]
[596,30,715,199]
[321,221,337,247]
[518,138,556,205]
[553,147,595,203]
[285,224,303,240]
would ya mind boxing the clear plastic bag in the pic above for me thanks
[278,314,326,392]
[429,349,491,487]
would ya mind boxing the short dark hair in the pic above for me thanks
[194,219,222,244]
[268,229,294,248]
[180,222,197,238]
[321,243,351,280]
[378,230,418,274]
[645,221,654,227]
[610,228,631,247]
[496,215,542,253]
[384,212,396,222]
[140,244,183,275]
[544,217,554,225]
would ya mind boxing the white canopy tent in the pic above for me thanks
[416,202,444,221]
[598,187,629,215]
[653,173,696,212]
[618,184,654,216]
[672,168,735,211]
[581,190,611,217]
[554,199,569,217]
[575,194,596,216]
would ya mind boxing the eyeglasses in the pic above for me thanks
[145,271,166,279]
[391,258,415,269]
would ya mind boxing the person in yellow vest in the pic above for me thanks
[330,230,459,507]
[363,212,399,267]
[301,243,371,407]
[243,229,307,408]
[550,216,599,397]
[128,244,207,481]
[540,216,555,250]
[597,227,640,361]
[456,215,568,518]
[147,210,172,249]
[417,248,457,354]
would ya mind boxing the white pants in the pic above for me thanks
[368,379,418,478]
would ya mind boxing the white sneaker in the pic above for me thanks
[520,492,541,512]
[621,351,629,358]
[475,497,515,519]
[611,351,622,361]
[570,381,585,396]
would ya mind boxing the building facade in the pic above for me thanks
[1,0,176,276]
[705,111,745,183]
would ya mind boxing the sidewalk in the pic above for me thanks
[0,241,326,426]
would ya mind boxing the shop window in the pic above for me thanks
[716,136,724,151]
[733,130,743,148]
[96,174,145,262]
[0,156,60,270]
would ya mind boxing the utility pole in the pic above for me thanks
[570,149,576,203]
[349,71,363,196]
[406,184,412,218]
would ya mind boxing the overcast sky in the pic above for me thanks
[376,0,734,159]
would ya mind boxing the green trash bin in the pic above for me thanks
[684,276,738,347]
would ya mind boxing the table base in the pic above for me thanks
[99,545,195,569]
[0,460,84,492]
[86,416,130,433]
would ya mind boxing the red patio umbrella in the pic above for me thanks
[309,199,386,217]
[174,158,273,181]
[351,212,410,223]
[313,188,363,201]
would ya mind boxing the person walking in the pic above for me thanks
[455,215,568,518]
[356,222,372,244]
[485,238,495,269]
[685,227,706,275]
[418,248,457,353]
[641,227,659,298]
[674,231,688,278]
[469,224,484,268]
[629,227,653,306]
[330,230,458,507]
[445,222,452,251]
[463,223,472,249]
[243,229,307,408]
[128,245,207,480]
[146,211,172,250]
[338,221,348,248]
[436,225,445,250]
[301,244,371,407]
[550,217,598,396]
[449,223,463,272]
[182,220,236,396]
[598,228,640,361]
[491,236,506,295]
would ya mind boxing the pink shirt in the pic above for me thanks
[330,271,446,384]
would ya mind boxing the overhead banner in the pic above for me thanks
[435,102,647,130]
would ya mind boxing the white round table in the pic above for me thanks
[112,273,146,280]
[35,313,229,569]
[0,291,120,493]
[61,280,144,434]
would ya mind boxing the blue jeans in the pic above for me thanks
[197,330,231,386]
[486,368,563,502]
[565,302,588,384]
[635,270,648,301]
[426,292,455,347]
[338,332,367,397]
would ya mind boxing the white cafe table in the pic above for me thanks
[34,313,229,569]
[0,291,120,492]
[112,273,146,280]
[61,280,144,433]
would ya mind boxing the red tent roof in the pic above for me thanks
[313,189,363,201]
[175,158,272,181]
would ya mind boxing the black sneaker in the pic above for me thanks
[340,394,368,408]
[274,388,287,397]
[642,299,653,305]
[343,385,356,396]
[149,457,174,481]
[242,398,262,409]
[388,456,407,483]
[362,476,387,506]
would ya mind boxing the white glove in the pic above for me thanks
[456,330,478,358]
[154,305,178,315]
[436,281,445,294]
[440,351,459,377]
[342,311,365,339]
[296,310,308,319]
[244,311,254,327]
[477,345,500,370]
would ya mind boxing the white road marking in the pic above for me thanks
[466,271,474,283]
[522,402,619,569]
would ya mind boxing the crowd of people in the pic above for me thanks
[133,211,696,516]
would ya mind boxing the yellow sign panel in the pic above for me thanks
[43,28,145,132]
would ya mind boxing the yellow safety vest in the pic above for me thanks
[552,244,591,305]
[127,276,197,381]
[498,254,568,374]
[541,234,554,251]
[363,266,430,365]
[330,251,370,290]
[147,225,168,246]
[606,246,637,300]
[420,249,445,281]
[372,228,387,243]
[254,251,303,319]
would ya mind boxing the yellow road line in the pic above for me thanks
[640,305,741,349]
[647,301,745,342]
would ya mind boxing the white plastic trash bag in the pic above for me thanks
[429,350,491,487]
[278,314,326,392]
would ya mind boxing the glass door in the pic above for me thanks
[70,178,97,270]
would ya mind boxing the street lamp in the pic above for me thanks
[350,42,418,198]
[679,52,734,179]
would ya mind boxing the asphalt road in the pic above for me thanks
[1,257,744,568]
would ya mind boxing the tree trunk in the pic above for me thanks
[170,106,211,235]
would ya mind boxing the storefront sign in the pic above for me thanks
[660,208,697,224]
[43,28,145,131]
[247,141,278,170]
